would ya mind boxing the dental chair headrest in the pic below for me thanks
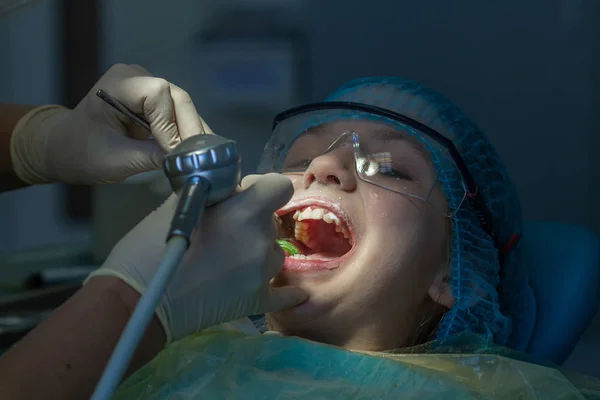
[522,220,600,365]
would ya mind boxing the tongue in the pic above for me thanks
[287,239,309,254]
[303,220,352,255]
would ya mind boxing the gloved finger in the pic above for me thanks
[101,76,176,147]
[155,83,214,136]
[240,174,262,191]
[165,82,205,141]
[168,82,213,138]
[100,63,148,80]
[101,76,201,152]
[90,64,154,133]
[199,115,214,134]
[96,122,164,166]
[265,242,285,280]
[263,286,309,313]
[128,64,153,76]
[116,137,166,172]
[97,65,210,143]
[237,173,293,217]
[238,175,260,213]
[126,122,153,140]
[119,70,167,142]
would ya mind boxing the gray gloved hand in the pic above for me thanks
[86,173,307,343]
[10,63,214,185]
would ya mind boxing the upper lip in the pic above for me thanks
[276,197,355,242]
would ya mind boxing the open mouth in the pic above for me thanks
[276,199,355,271]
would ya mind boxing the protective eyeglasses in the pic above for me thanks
[258,102,496,242]
[282,128,466,218]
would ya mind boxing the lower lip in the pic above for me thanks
[281,248,356,272]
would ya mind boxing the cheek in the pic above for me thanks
[362,191,448,283]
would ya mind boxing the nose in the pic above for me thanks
[303,149,357,191]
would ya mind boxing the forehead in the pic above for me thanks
[306,119,394,134]
[328,86,452,140]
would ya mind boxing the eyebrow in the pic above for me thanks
[301,126,431,160]
[370,129,431,160]
[302,125,328,136]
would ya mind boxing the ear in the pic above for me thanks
[428,268,455,309]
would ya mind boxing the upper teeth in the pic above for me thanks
[294,207,339,223]
[293,207,350,240]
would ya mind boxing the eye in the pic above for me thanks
[381,168,412,181]
[356,157,413,181]
[377,161,413,180]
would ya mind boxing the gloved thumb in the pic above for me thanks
[118,138,166,173]
[264,286,308,312]
[230,173,293,217]
[240,174,262,190]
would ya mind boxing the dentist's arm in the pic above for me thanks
[0,175,306,400]
[0,103,37,192]
[0,276,165,400]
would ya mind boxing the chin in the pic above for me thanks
[268,301,358,350]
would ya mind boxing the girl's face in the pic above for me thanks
[268,119,454,351]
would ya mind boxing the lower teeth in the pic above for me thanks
[288,254,336,260]
[289,254,328,260]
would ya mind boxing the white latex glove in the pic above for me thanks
[86,173,307,343]
[10,63,214,185]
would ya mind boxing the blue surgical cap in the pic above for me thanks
[319,77,537,350]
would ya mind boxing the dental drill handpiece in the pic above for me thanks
[91,91,241,400]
